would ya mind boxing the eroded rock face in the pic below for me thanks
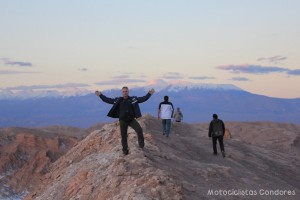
[24,119,183,200]
[2,115,300,200]
[0,127,87,199]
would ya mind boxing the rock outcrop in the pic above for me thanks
[24,117,182,200]
[0,126,87,199]
[1,115,300,199]
[24,115,300,200]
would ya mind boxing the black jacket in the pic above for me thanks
[208,119,225,137]
[99,93,152,119]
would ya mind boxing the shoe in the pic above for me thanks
[221,151,226,158]
[213,152,217,156]
[123,150,129,155]
[139,145,144,150]
[163,132,166,135]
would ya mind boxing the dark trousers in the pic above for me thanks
[119,119,144,153]
[212,136,225,154]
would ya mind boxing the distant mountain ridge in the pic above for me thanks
[0,81,243,100]
[0,82,299,128]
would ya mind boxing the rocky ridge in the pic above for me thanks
[25,117,182,200]
[23,115,300,200]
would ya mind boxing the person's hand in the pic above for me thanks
[149,88,155,94]
[95,91,101,96]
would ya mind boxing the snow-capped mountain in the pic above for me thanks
[0,82,299,128]
[141,79,242,92]
[0,87,91,99]
[0,80,243,100]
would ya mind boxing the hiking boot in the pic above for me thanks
[213,152,217,156]
[139,145,144,150]
[123,149,129,155]
[221,151,226,158]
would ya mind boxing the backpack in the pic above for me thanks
[178,111,182,117]
[212,120,223,137]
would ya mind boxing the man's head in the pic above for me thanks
[164,96,169,102]
[213,114,218,119]
[177,107,180,111]
[122,86,129,98]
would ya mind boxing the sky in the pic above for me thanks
[1,0,300,98]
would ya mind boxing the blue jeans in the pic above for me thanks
[162,119,171,137]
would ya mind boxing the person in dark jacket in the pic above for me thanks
[208,114,226,157]
[95,86,155,155]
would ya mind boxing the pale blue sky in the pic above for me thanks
[1,0,300,98]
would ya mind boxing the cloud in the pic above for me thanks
[95,73,147,86]
[216,64,288,74]
[287,69,300,75]
[162,72,183,79]
[112,75,130,79]
[5,83,90,90]
[189,76,215,80]
[257,55,287,64]
[229,77,251,81]
[0,70,39,75]
[95,79,145,86]
[216,64,300,76]
[2,58,33,67]
[78,68,88,72]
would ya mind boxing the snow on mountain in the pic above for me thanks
[0,87,91,99]
[0,81,242,99]
[135,79,243,93]
[0,89,14,99]
[1,80,300,127]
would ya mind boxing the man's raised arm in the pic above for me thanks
[95,90,115,104]
[137,88,155,103]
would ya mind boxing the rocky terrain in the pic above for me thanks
[14,115,299,200]
[0,126,88,199]
[1,115,299,200]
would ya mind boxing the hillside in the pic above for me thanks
[0,126,88,200]
[21,115,299,200]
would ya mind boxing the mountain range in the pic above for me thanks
[0,82,299,128]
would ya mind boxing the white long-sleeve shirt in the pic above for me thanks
[158,101,174,119]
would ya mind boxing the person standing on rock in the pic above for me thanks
[173,107,183,122]
[208,114,226,157]
[158,96,174,137]
[95,87,155,155]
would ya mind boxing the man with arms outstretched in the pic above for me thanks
[95,87,155,155]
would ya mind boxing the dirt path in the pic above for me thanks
[143,117,300,200]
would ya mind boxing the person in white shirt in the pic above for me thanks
[158,96,174,137]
